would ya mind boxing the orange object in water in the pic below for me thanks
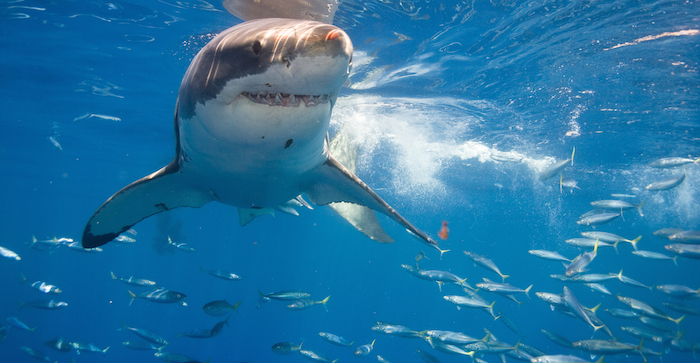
[438,221,449,240]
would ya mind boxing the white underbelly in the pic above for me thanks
[177,100,331,208]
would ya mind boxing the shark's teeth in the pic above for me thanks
[241,92,329,107]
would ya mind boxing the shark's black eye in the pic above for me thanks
[252,40,262,55]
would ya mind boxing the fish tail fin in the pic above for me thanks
[637,338,646,362]
[437,247,450,260]
[18,300,25,310]
[593,239,599,255]
[233,300,242,310]
[617,269,624,281]
[118,322,127,331]
[637,201,645,217]
[594,356,605,363]
[127,290,136,306]
[320,296,331,312]
[110,271,117,280]
[570,147,575,166]
[613,241,619,254]
[524,284,533,299]
[224,315,231,326]
[671,314,686,325]
[500,274,510,282]
[630,236,642,251]
[673,255,678,266]
[30,235,37,247]
[20,272,27,284]
[590,302,602,313]
[102,346,110,354]
[694,157,700,164]
[488,301,497,319]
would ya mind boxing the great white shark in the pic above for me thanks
[82,0,441,252]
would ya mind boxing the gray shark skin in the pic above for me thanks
[82,9,438,250]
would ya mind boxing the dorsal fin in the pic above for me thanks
[223,0,339,24]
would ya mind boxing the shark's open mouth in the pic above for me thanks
[241,92,330,107]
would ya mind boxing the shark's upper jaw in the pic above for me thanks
[239,91,330,107]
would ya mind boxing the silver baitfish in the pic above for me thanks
[110,271,158,287]
[127,288,186,306]
[19,299,68,310]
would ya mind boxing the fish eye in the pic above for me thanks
[252,40,262,55]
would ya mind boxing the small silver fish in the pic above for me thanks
[558,176,580,193]
[200,266,241,280]
[127,288,186,306]
[118,323,168,346]
[20,273,62,294]
[0,245,20,260]
[565,240,599,277]
[463,250,509,281]
[576,212,620,226]
[353,340,375,356]
[70,341,110,354]
[110,271,157,287]
[271,341,302,355]
[668,230,700,242]
[167,237,196,252]
[656,284,700,298]
[646,173,685,190]
[443,295,496,317]
[7,317,35,331]
[648,156,699,168]
[632,250,678,265]
[299,349,337,363]
[528,250,571,262]
[286,296,330,311]
[319,332,353,347]
[562,287,602,332]
[539,148,575,181]
[665,243,700,259]
[580,231,641,251]
[20,299,68,310]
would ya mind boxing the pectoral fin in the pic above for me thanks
[325,128,393,243]
[82,161,213,248]
[304,154,437,247]
[329,202,394,243]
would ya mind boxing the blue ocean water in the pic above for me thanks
[1,0,699,362]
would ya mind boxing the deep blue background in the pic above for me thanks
[1,0,699,362]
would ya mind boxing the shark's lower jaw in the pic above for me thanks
[241,91,330,107]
